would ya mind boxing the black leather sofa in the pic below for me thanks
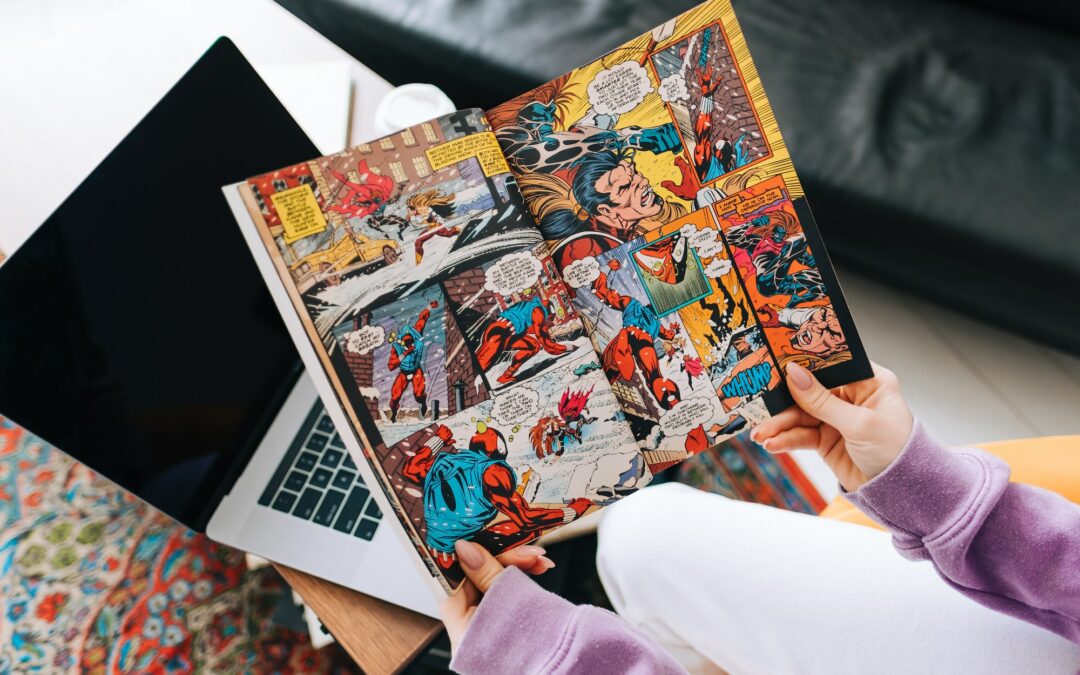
[276,0,1080,355]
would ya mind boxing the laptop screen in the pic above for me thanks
[0,39,320,530]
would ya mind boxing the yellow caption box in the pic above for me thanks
[271,184,328,244]
[425,131,510,177]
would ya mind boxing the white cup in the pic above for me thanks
[372,83,456,136]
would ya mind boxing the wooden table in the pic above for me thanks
[274,563,442,674]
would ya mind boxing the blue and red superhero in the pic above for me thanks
[402,422,592,582]
[387,301,438,422]
[592,259,682,410]
[475,294,569,385]
[686,27,751,184]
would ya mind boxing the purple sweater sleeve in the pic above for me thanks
[451,567,685,674]
[846,421,1080,643]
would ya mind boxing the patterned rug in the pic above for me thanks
[0,417,356,674]
[676,434,827,514]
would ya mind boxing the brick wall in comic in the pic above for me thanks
[327,245,645,592]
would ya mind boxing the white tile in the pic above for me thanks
[837,269,1034,446]
[913,302,1080,438]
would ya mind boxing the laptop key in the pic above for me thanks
[293,488,322,520]
[284,471,307,492]
[354,517,379,541]
[330,433,346,450]
[364,499,382,519]
[313,489,345,526]
[310,468,332,488]
[341,452,355,469]
[320,449,344,468]
[316,414,335,435]
[306,433,329,452]
[333,486,370,534]
[332,470,354,490]
[295,452,319,472]
[271,491,297,513]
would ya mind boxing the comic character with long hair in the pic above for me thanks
[529,386,596,459]
[327,160,396,220]
[387,301,439,422]
[406,189,461,264]
[727,209,824,307]
[475,294,569,385]
[757,304,847,360]
[402,422,592,583]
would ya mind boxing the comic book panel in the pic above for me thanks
[649,21,770,185]
[246,109,543,343]
[440,242,591,392]
[485,1,806,272]
[331,284,470,449]
[364,353,645,591]
[713,176,853,373]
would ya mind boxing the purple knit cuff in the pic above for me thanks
[845,421,1011,544]
[451,567,579,674]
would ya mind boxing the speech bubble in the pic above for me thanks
[658,73,690,103]
[344,325,385,355]
[686,227,727,259]
[491,386,541,427]
[704,257,733,278]
[587,61,653,117]
[563,256,600,289]
[658,396,720,437]
[484,251,543,297]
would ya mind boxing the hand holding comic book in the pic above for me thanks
[753,362,914,491]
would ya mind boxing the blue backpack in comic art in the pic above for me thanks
[423,450,514,553]
[392,325,425,373]
[499,295,545,335]
[622,298,661,339]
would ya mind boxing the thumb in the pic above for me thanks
[455,540,505,594]
[784,362,863,435]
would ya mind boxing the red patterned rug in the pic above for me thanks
[0,417,357,674]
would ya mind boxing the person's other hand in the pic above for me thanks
[441,540,554,653]
[751,361,914,492]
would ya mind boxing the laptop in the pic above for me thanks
[0,38,437,618]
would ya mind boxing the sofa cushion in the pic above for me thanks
[276,0,1080,354]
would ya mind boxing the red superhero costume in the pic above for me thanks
[402,423,591,579]
[593,260,709,453]
[592,259,681,410]
[475,295,568,385]
[325,161,395,219]
[631,234,689,285]
[387,302,438,422]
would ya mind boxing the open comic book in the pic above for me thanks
[229,0,870,595]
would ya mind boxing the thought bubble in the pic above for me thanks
[491,387,541,427]
[587,61,653,117]
[344,325,385,355]
[658,74,690,103]
[563,257,600,289]
[704,257,733,278]
[485,251,543,297]
[658,396,720,437]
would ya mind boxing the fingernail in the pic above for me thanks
[539,556,556,569]
[517,545,546,557]
[455,540,484,570]
[761,439,771,450]
[786,363,813,390]
[749,429,760,441]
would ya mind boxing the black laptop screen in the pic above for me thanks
[0,39,320,530]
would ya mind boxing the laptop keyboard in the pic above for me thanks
[258,403,382,540]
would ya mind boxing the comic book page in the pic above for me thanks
[235,110,647,594]
[487,0,871,470]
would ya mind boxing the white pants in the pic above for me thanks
[597,483,1080,675]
